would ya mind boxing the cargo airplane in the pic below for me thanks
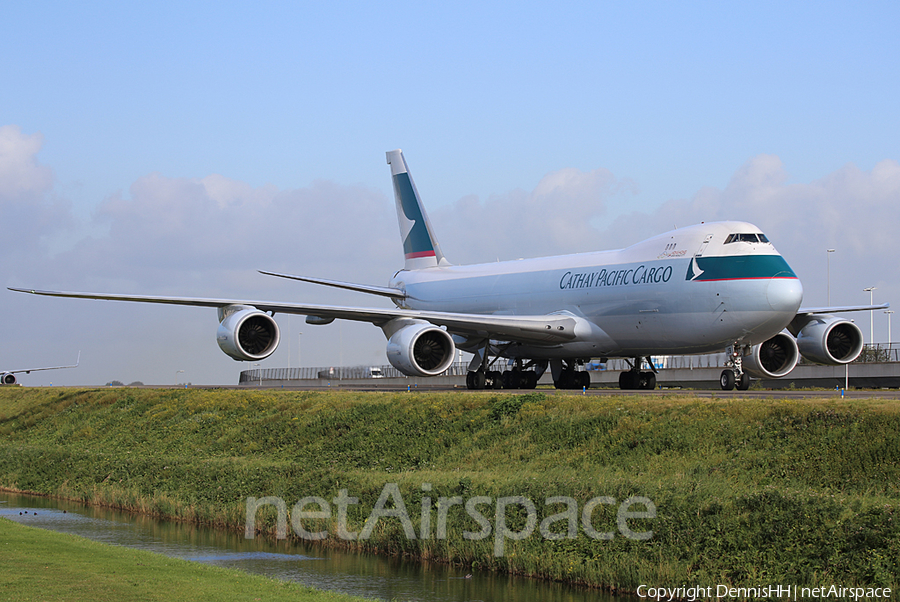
[10,151,887,390]
[2,352,80,385]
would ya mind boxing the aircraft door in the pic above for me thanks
[695,234,714,257]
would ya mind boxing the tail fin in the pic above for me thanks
[386,149,449,269]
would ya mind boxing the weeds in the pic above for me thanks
[0,387,897,591]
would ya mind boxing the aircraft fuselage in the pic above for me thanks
[390,221,803,359]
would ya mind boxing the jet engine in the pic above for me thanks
[1,373,17,385]
[216,305,280,361]
[386,322,455,377]
[743,332,800,378]
[793,315,864,365]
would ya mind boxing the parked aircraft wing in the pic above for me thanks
[5,351,80,375]
[8,288,581,344]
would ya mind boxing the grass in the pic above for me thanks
[0,387,898,593]
[0,517,374,602]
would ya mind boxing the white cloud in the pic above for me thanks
[432,166,635,263]
[38,173,398,295]
[0,125,53,198]
[0,126,74,265]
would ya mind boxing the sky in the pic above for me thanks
[2,1,899,386]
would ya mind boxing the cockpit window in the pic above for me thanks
[725,233,769,244]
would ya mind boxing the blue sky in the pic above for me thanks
[2,1,899,385]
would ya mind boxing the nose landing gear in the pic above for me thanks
[720,345,751,390]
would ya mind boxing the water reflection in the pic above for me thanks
[1,491,619,602]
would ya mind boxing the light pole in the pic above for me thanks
[864,287,877,345]
[886,310,894,347]
[175,369,184,385]
[826,249,835,306]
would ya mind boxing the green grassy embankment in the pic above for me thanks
[0,387,897,594]
[0,517,373,602]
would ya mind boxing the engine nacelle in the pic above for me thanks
[743,332,800,378]
[386,322,455,377]
[794,315,864,365]
[216,305,280,361]
[1,373,17,385]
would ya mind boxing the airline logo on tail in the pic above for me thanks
[386,150,447,269]
[393,170,436,260]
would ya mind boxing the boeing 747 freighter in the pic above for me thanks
[11,151,886,390]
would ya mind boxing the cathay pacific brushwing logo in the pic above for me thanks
[398,211,415,243]
[686,256,704,281]
[394,173,436,259]
[685,255,798,281]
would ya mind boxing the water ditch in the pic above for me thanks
[1,491,621,601]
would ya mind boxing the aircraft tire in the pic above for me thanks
[554,370,575,390]
[524,371,538,389]
[641,372,657,390]
[736,372,751,390]
[719,370,736,391]
[467,370,487,390]
[619,371,635,390]
[579,371,591,389]
[490,371,503,389]
[473,370,486,389]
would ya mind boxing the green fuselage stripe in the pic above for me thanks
[691,255,797,281]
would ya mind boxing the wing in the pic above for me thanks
[6,351,80,375]
[258,270,407,300]
[797,303,890,315]
[8,287,582,344]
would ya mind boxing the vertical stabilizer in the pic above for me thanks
[386,149,449,270]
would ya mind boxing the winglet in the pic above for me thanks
[386,150,449,270]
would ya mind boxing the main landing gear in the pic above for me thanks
[550,359,592,390]
[465,355,542,390]
[465,368,540,390]
[465,353,591,390]
[719,345,751,391]
[618,357,658,390]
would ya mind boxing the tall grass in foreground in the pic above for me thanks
[0,387,897,593]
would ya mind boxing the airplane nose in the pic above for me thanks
[767,277,803,314]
